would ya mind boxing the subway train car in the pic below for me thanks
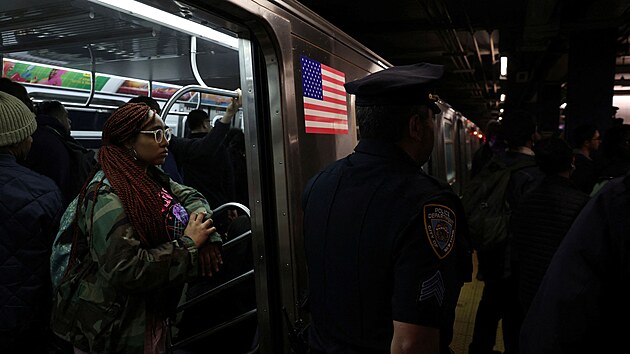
[1,0,482,353]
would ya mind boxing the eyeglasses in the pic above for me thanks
[139,127,172,143]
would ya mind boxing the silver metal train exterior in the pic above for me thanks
[1,0,481,352]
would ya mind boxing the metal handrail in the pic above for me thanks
[224,230,252,249]
[213,202,251,218]
[84,44,96,108]
[176,270,254,312]
[166,201,255,353]
[170,309,258,350]
[161,85,239,120]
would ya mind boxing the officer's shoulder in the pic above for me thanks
[405,173,458,208]
[422,190,460,210]
[414,170,455,194]
[586,172,630,210]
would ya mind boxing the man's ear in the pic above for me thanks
[408,113,424,141]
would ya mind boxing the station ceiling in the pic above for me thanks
[298,0,630,130]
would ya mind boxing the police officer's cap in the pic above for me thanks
[344,63,444,109]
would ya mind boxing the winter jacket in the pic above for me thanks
[520,173,630,354]
[477,151,543,281]
[170,121,234,209]
[511,175,589,312]
[51,167,221,354]
[0,153,63,351]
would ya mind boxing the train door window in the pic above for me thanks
[443,119,456,183]
[429,108,444,179]
[453,116,472,194]
[464,125,473,170]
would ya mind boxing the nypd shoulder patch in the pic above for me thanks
[423,203,456,259]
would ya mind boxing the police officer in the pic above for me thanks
[520,172,630,354]
[302,63,472,354]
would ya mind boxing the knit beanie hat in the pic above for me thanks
[0,91,36,147]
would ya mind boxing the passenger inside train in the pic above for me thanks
[49,102,223,353]
[24,99,97,207]
[0,90,64,353]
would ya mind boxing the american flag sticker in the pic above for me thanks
[300,56,348,134]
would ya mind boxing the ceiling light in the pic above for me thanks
[88,0,238,49]
[500,94,506,102]
[500,56,508,76]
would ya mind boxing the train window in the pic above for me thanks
[445,141,456,182]
[464,127,473,170]
[66,108,111,131]
[65,107,112,148]
[444,124,453,140]
[443,119,456,183]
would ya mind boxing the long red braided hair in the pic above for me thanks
[96,102,169,248]
[66,103,170,275]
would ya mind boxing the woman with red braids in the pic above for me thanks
[50,102,222,354]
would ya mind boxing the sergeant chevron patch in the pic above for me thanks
[423,203,455,259]
[418,270,445,305]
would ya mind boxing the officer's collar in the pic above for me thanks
[354,139,423,169]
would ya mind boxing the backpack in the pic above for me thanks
[461,156,536,252]
[50,170,105,289]
[50,196,78,290]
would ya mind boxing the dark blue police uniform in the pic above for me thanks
[303,138,470,353]
[520,172,630,354]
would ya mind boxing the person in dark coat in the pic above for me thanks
[225,127,249,208]
[0,91,64,352]
[469,111,543,354]
[590,124,630,196]
[178,108,236,213]
[471,119,506,179]
[520,171,630,354]
[569,123,601,194]
[0,77,35,112]
[511,137,589,314]
[23,100,96,207]
[302,63,472,354]
[169,91,241,212]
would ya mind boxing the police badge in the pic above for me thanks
[423,203,456,259]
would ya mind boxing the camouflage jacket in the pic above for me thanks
[51,168,221,353]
